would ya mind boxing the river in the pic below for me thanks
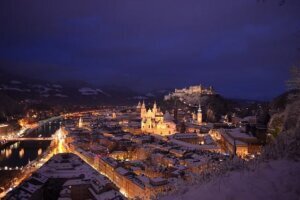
[0,120,61,191]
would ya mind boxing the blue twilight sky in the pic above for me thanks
[0,0,300,100]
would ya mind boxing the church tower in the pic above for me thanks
[137,101,141,111]
[141,101,146,118]
[197,103,202,125]
[78,117,83,128]
[153,101,158,116]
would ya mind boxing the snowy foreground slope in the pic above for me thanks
[163,159,300,200]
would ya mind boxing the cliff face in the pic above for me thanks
[202,95,231,122]
[163,94,231,122]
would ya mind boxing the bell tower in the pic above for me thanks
[141,101,146,118]
[137,101,141,111]
[197,103,202,125]
[78,117,83,128]
[153,101,158,116]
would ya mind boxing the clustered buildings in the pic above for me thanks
[5,85,265,200]
[62,112,227,199]
[57,104,261,199]
[5,153,124,200]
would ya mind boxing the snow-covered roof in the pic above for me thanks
[116,167,130,176]
[226,128,256,140]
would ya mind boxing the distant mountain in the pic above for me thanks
[0,91,23,121]
[130,88,172,102]
[0,70,141,107]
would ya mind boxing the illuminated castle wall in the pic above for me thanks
[164,85,215,100]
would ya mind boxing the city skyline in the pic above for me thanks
[1,1,300,199]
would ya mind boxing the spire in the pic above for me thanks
[197,102,203,124]
[78,117,83,128]
[198,103,202,113]
[153,101,157,109]
[141,101,146,118]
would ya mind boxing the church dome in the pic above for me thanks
[163,111,174,122]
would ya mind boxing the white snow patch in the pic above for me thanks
[163,159,300,200]
[146,92,155,97]
[1,85,30,92]
[95,88,111,97]
[32,84,62,94]
[39,87,52,93]
[132,96,148,100]
[78,87,110,96]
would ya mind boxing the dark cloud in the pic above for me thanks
[0,0,300,99]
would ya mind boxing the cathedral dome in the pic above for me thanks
[163,111,174,122]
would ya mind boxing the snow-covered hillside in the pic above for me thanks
[0,70,141,105]
[163,159,300,200]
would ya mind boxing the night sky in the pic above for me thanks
[0,0,300,100]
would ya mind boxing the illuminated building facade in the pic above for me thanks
[197,103,202,125]
[78,117,83,128]
[164,85,215,100]
[140,102,176,136]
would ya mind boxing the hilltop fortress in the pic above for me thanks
[164,85,215,100]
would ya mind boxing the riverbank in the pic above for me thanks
[0,120,62,198]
